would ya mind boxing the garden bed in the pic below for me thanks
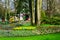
[0,26,60,37]
[32,26,60,35]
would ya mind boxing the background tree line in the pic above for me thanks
[0,0,60,25]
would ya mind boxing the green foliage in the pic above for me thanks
[15,0,29,14]
[41,10,48,24]
[51,17,60,25]
[41,16,60,25]
[1,21,9,25]
[41,11,60,25]
[10,13,15,16]
[41,10,46,18]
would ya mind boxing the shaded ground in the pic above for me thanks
[0,32,60,40]
[0,21,31,30]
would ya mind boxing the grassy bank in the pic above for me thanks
[0,32,60,40]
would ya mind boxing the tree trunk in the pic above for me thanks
[7,0,10,21]
[35,0,38,25]
[5,0,7,22]
[35,0,42,26]
[29,0,35,25]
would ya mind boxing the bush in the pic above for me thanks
[41,11,60,25]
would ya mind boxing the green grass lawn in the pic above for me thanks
[0,33,60,40]
[40,24,60,27]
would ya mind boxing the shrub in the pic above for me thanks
[41,11,60,25]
